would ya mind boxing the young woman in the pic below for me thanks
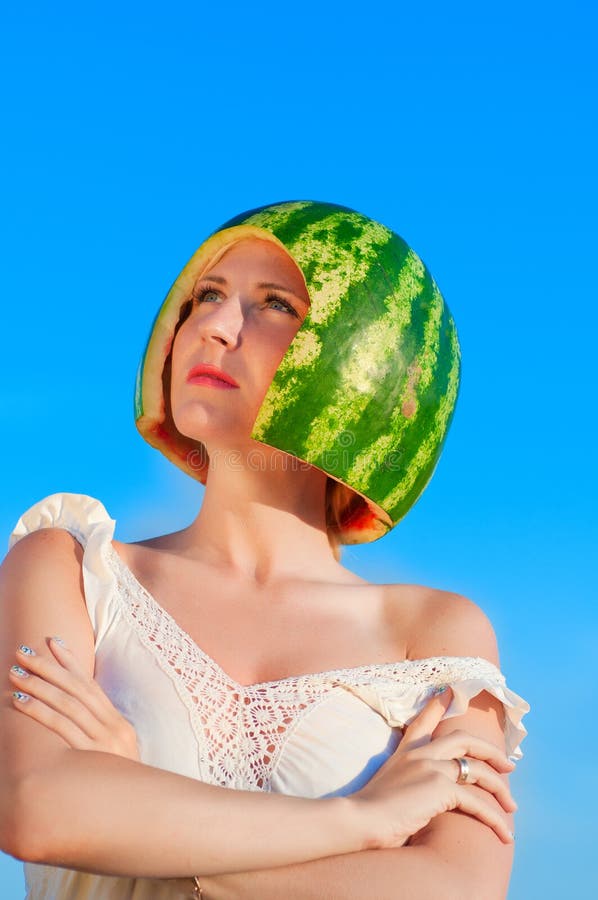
[1,201,529,899]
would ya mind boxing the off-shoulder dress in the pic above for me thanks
[8,493,530,900]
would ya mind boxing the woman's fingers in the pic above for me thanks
[440,758,517,812]
[401,692,514,772]
[424,729,515,774]
[47,636,87,675]
[47,639,117,723]
[9,641,140,760]
[12,641,113,728]
[452,783,514,843]
[9,657,107,742]
[10,687,96,749]
[399,686,453,751]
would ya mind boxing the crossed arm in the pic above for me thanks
[1,529,515,899]
[183,586,517,899]
[196,690,514,900]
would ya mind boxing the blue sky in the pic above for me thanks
[1,1,596,896]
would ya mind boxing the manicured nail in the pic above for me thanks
[51,636,66,647]
[17,645,36,657]
[434,685,448,695]
[13,691,30,702]
[509,830,516,841]
[10,665,29,678]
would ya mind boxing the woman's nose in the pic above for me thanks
[195,297,244,348]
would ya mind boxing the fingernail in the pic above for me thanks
[434,685,448,695]
[51,636,67,647]
[13,691,31,702]
[17,645,36,657]
[509,830,516,841]
[10,665,30,678]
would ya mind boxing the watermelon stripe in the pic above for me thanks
[379,320,461,514]
[302,248,423,465]
[252,215,399,440]
[285,214,393,327]
[349,273,446,502]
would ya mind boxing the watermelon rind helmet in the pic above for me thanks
[134,200,461,544]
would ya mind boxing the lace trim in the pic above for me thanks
[105,544,508,789]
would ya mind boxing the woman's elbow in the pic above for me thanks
[1,770,61,863]
[1,773,36,861]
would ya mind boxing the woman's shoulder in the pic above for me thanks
[385,582,499,665]
[2,526,84,585]
[341,582,529,762]
[6,491,116,564]
[1,498,99,682]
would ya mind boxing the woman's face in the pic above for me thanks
[170,238,311,449]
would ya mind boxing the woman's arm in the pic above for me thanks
[1,534,514,890]
[401,591,516,897]
[198,845,481,900]
[198,693,512,900]
[197,592,517,900]
[0,529,362,876]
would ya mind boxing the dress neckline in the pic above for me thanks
[105,542,490,692]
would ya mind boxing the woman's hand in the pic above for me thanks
[8,637,141,762]
[8,639,205,894]
[352,686,517,849]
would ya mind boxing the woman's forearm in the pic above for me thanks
[200,846,468,900]
[13,750,363,878]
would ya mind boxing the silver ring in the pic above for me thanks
[455,757,470,784]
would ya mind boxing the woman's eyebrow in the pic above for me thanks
[258,282,309,305]
[198,274,227,285]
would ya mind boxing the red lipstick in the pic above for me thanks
[186,363,240,389]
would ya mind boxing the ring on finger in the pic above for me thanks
[454,757,470,784]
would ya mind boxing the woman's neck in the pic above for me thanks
[175,443,339,586]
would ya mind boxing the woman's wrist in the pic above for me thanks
[343,795,386,852]
[324,796,371,854]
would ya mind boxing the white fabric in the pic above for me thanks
[8,493,530,900]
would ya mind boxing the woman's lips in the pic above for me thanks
[186,364,240,389]
[188,374,238,390]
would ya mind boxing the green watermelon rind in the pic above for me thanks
[134,200,461,544]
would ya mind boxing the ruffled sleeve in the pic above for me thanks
[8,492,119,647]
[337,656,529,762]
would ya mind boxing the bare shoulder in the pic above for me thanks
[1,527,94,676]
[2,526,84,576]
[388,582,500,665]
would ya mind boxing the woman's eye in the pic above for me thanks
[193,287,299,318]
[195,288,220,304]
[266,295,299,317]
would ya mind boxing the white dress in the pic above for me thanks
[8,493,530,900]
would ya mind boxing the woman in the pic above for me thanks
[1,201,529,899]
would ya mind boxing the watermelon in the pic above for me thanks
[135,201,461,544]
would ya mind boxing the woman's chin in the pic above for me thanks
[176,423,256,455]
[174,411,253,442]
